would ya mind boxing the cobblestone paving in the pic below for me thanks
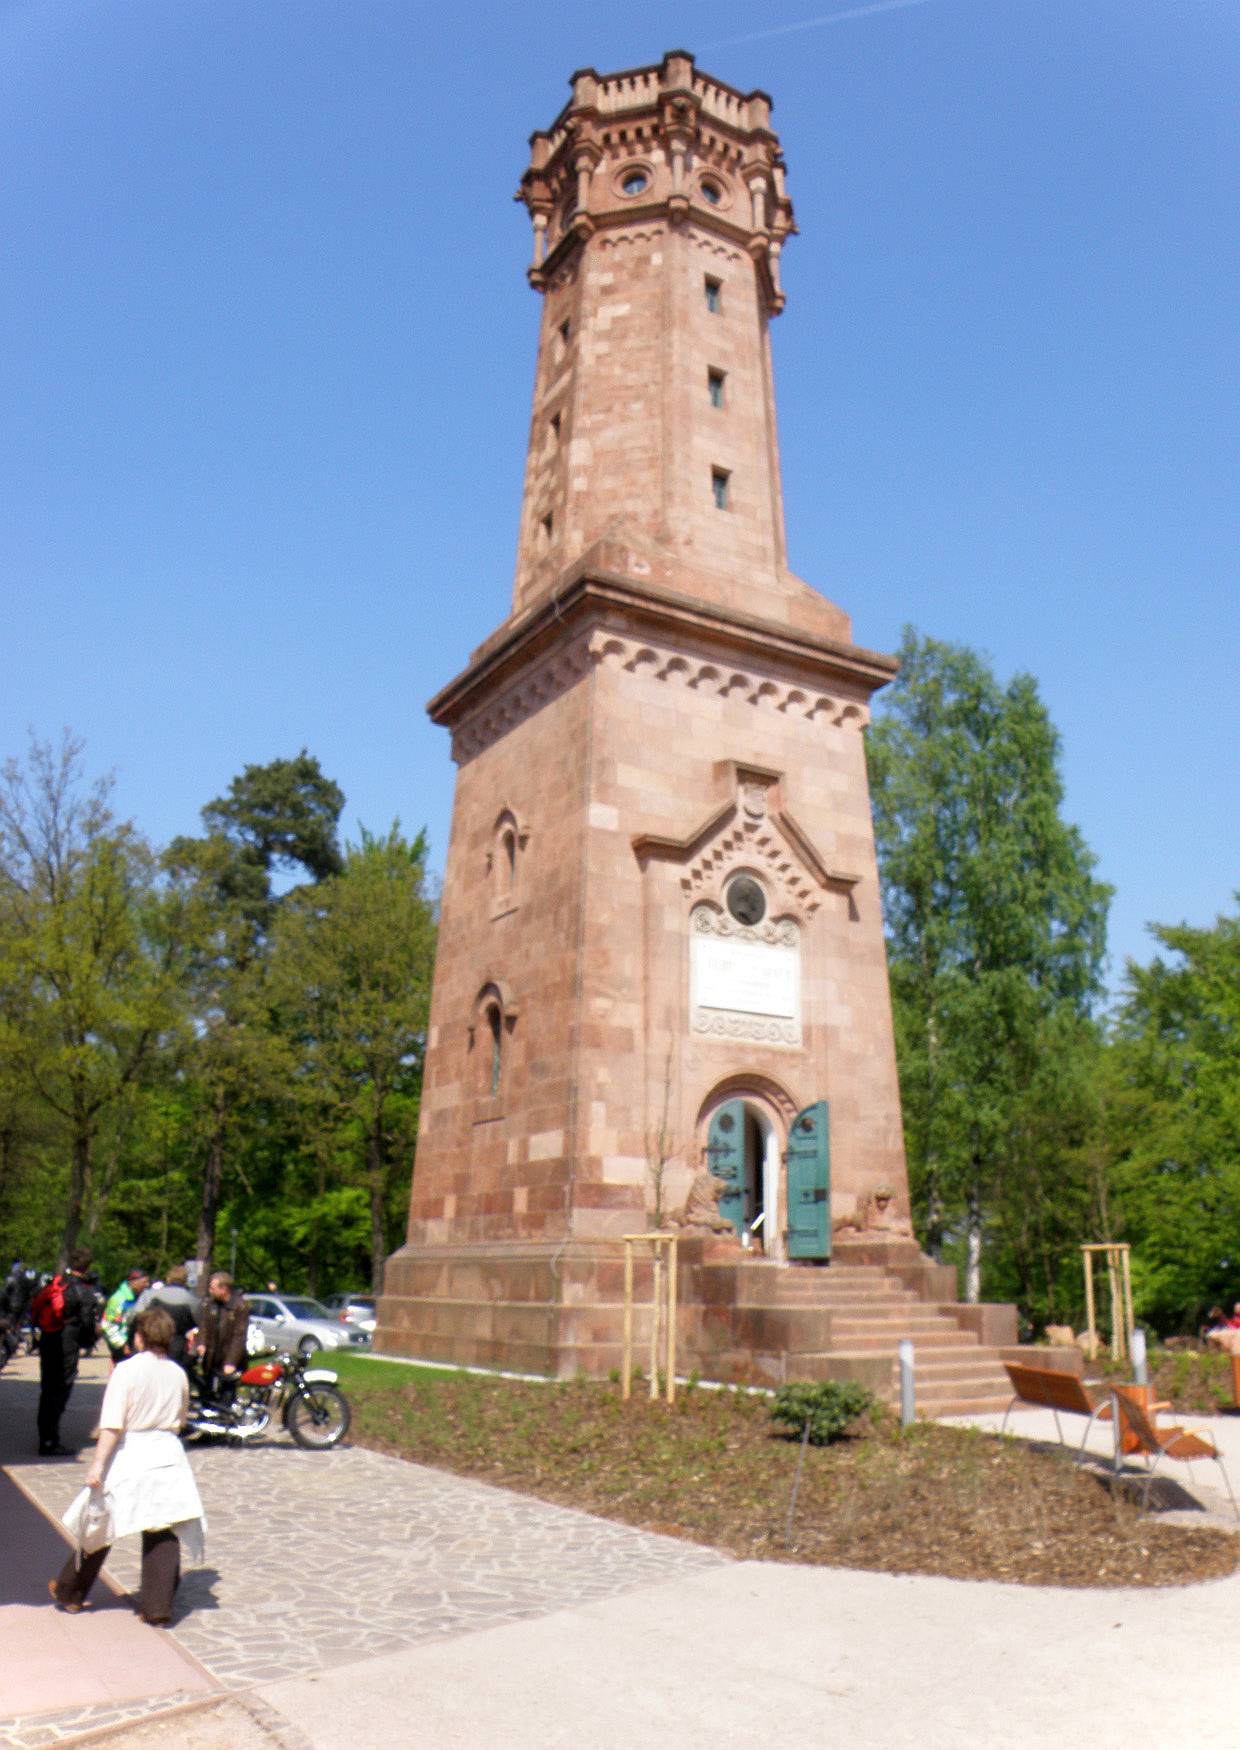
[5,1431,724,1742]
[0,1695,310,1750]
[0,1690,212,1749]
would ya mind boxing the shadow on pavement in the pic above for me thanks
[175,1567,221,1620]
[0,1369,132,1610]
[0,1469,85,1608]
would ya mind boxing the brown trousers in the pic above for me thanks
[53,1527,181,1621]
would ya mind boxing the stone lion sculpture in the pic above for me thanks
[669,1168,739,1237]
[832,1185,913,1238]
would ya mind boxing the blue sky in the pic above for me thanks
[2,0,1236,990]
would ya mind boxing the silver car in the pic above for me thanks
[322,1293,378,1334]
[244,1293,372,1357]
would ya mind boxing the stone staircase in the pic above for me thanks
[678,1241,1017,1416]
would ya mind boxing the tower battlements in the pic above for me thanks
[519,50,794,315]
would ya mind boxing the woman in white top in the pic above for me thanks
[50,1305,207,1625]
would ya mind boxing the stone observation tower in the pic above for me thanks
[377,53,1017,1405]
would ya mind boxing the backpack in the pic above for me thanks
[31,1275,67,1335]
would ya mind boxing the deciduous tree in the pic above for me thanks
[268,825,435,1292]
[1105,900,1240,1331]
[0,735,190,1257]
[868,631,1110,1302]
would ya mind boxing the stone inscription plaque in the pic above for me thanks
[694,936,797,1017]
[690,907,800,1045]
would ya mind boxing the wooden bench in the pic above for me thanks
[1110,1385,1238,1521]
[1001,1361,1106,1455]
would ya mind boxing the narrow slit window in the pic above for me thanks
[708,369,726,408]
[488,1006,502,1096]
[558,318,571,352]
[541,512,554,540]
[550,411,561,444]
[711,469,731,510]
[704,276,722,314]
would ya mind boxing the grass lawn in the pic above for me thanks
[331,1355,1239,1590]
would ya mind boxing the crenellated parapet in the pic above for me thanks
[516,49,796,314]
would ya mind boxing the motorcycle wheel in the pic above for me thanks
[285,1385,350,1449]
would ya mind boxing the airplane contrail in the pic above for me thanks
[706,0,938,51]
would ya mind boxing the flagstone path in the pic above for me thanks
[1,1359,722,1746]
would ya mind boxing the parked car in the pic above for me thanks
[244,1293,372,1356]
[322,1293,378,1334]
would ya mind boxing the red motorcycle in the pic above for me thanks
[186,1349,350,1449]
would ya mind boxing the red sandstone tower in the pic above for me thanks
[377,52,987,1388]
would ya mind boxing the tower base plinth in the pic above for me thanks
[377,1237,1021,1413]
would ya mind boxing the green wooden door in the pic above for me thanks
[785,1100,830,1260]
[706,1100,746,1239]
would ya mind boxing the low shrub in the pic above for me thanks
[770,1379,875,1446]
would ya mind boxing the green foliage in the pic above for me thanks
[0,734,193,1256]
[868,631,1111,1310]
[0,735,436,1298]
[1103,901,1240,1331]
[266,823,435,1291]
[199,747,344,887]
[770,1380,875,1445]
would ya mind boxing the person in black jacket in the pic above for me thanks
[35,1246,98,1457]
[2,1259,33,1324]
[139,1265,198,1368]
[194,1271,249,1403]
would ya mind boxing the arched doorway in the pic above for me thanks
[703,1094,787,1261]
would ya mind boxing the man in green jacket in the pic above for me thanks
[101,1268,149,1367]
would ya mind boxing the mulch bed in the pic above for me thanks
[337,1363,1239,1590]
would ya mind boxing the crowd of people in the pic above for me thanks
[0,1250,253,1628]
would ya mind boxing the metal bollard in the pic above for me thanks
[898,1339,915,1427]
[1131,1327,1148,1387]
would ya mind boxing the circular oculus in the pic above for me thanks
[726,876,767,927]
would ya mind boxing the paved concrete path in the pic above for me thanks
[0,1357,720,1746]
[3,1358,1239,1749]
[951,1399,1240,1523]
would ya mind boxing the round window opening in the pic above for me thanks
[726,876,767,927]
[700,178,723,206]
[622,169,649,196]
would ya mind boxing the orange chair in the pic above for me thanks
[1110,1386,1238,1521]
[1096,1380,1172,1456]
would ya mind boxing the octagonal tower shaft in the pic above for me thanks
[512,51,849,646]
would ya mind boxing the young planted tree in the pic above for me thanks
[267,825,436,1293]
[868,632,1110,1302]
